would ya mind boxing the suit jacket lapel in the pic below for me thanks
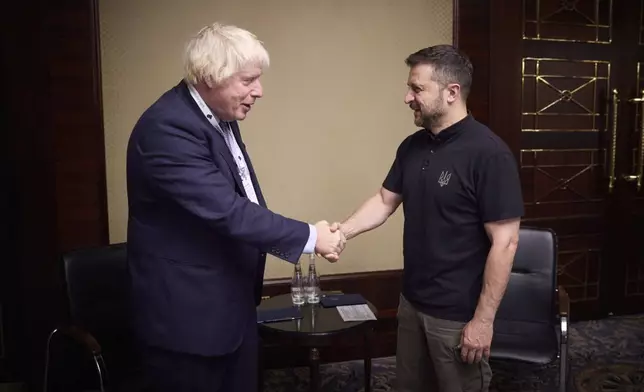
[177,81,247,197]
[230,121,267,208]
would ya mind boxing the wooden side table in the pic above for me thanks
[258,293,377,392]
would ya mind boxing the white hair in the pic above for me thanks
[183,22,270,86]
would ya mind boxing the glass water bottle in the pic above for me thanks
[291,260,305,305]
[305,254,321,303]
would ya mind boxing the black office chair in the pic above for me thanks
[43,242,143,392]
[491,226,570,391]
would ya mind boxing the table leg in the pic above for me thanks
[309,347,320,392]
[364,327,373,392]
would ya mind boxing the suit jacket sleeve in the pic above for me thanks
[134,118,309,263]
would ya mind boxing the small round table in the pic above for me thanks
[258,293,377,392]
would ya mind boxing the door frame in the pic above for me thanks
[454,0,522,152]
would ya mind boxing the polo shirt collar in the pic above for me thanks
[427,114,473,143]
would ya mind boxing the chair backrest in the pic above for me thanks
[490,226,560,364]
[62,242,137,385]
[495,226,558,324]
[64,242,129,335]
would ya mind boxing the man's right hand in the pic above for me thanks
[314,220,346,262]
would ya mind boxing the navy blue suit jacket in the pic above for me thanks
[126,80,309,356]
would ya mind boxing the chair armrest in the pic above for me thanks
[44,325,107,391]
[54,325,103,356]
[557,285,570,318]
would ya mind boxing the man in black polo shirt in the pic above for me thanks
[331,45,523,391]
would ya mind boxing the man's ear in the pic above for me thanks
[446,84,461,103]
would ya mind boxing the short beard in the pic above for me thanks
[422,114,444,130]
[417,87,447,130]
[420,102,446,130]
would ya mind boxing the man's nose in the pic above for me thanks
[404,91,413,104]
[251,80,263,98]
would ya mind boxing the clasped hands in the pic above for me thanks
[313,220,346,262]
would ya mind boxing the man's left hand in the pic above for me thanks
[459,318,493,364]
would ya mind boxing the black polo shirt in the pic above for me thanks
[383,115,524,322]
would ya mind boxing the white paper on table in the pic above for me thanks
[336,304,377,322]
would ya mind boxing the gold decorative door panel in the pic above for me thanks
[498,0,644,318]
[523,0,612,43]
[520,57,608,305]
[625,63,644,193]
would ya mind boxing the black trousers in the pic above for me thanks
[140,320,258,392]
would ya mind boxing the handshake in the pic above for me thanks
[313,220,347,262]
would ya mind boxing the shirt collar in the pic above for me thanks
[185,82,230,132]
[427,114,472,143]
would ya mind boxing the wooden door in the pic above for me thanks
[486,0,644,320]
[610,0,644,315]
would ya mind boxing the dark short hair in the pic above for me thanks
[405,45,473,99]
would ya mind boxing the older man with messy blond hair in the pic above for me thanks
[126,22,345,391]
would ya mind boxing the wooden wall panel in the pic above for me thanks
[47,0,109,254]
[453,0,491,127]
[1,0,108,387]
[2,0,57,385]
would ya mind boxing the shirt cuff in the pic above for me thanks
[302,224,317,254]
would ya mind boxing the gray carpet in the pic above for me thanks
[263,314,644,391]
